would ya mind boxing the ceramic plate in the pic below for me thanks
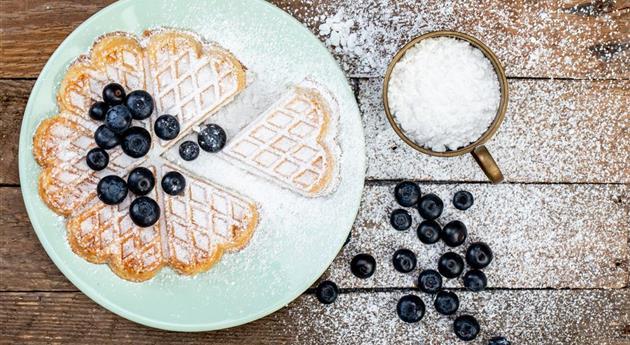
[19,0,365,331]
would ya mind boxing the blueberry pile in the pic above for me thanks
[314,182,510,344]
[85,83,228,228]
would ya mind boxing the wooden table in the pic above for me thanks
[1,1,628,344]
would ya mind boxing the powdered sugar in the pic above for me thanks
[387,37,501,151]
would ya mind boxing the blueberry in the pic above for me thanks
[441,220,467,247]
[453,190,474,210]
[125,90,154,120]
[105,105,132,134]
[94,125,120,149]
[438,252,464,278]
[454,315,480,341]
[394,181,420,207]
[97,175,128,205]
[129,196,160,227]
[463,270,487,292]
[417,220,441,244]
[390,209,412,231]
[466,242,494,269]
[417,193,443,220]
[350,253,376,279]
[89,101,109,121]
[417,269,442,293]
[86,148,109,171]
[392,249,416,273]
[434,290,459,315]
[161,171,186,196]
[154,114,180,140]
[102,83,126,106]
[198,124,227,152]
[179,141,200,161]
[396,295,425,323]
[121,127,151,158]
[488,336,511,345]
[315,280,338,304]
[127,167,155,196]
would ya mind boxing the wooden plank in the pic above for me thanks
[361,78,630,183]
[3,79,629,185]
[1,290,628,344]
[1,0,628,79]
[2,183,628,291]
[0,79,33,185]
[0,188,75,291]
[322,182,629,289]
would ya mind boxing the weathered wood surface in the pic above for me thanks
[361,78,630,183]
[1,290,628,344]
[2,79,629,185]
[2,184,628,292]
[1,0,628,78]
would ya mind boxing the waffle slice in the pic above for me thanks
[145,30,247,148]
[160,163,259,275]
[223,80,340,197]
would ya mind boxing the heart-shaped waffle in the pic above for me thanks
[222,79,340,197]
[33,29,258,281]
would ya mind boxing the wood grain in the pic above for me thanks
[1,290,628,344]
[0,79,33,185]
[2,183,628,292]
[2,79,629,185]
[361,79,630,183]
[1,0,628,78]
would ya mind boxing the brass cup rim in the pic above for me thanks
[382,30,509,157]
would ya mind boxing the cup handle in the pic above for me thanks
[471,145,504,183]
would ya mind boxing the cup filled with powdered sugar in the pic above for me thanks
[383,31,508,183]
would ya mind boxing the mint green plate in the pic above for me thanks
[19,0,365,331]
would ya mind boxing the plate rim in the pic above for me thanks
[18,0,366,332]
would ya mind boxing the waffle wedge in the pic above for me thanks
[223,80,340,197]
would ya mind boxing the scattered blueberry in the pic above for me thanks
[454,315,480,341]
[417,220,441,244]
[417,193,443,220]
[394,181,420,207]
[350,253,376,279]
[127,167,155,196]
[390,209,412,231]
[125,90,154,120]
[463,270,487,292]
[88,101,109,121]
[198,123,227,152]
[466,242,494,269]
[97,175,128,205]
[129,196,160,227]
[154,114,180,140]
[392,249,417,273]
[438,252,464,278]
[488,336,511,345]
[86,148,109,171]
[102,83,126,106]
[434,290,459,315]
[441,220,467,247]
[121,127,151,158]
[396,295,425,323]
[179,141,200,161]
[453,190,474,210]
[417,269,442,293]
[105,105,132,134]
[161,171,186,196]
[315,280,339,304]
[94,125,120,149]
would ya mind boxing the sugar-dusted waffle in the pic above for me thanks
[33,29,258,281]
[223,79,340,197]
